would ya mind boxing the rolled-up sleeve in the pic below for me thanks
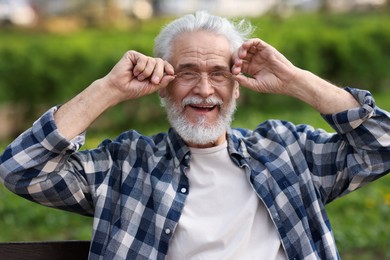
[320,87,390,201]
[0,107,93,215]
[323,87,390,150]
[32,106,85,153]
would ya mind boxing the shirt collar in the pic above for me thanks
[167,128,191,168]
[227,128,250,159]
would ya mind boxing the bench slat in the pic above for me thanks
[0,241,90,260]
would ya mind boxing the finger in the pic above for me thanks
[163,60,175,76]
[234,74,258,90]
[146,60,175,89]
[238,59,254,76]
[242,38,263,50]
[238,38,265,59]
[141,74,175,97]
[149,58,166,84]
[237,39,255,59]
[136,58,157,81]
[232,59,254,75]
[159,75,176,88]
[132,53,149,77]
[232,41,254,73]
[231,58,243,75]
[154,60,175,87]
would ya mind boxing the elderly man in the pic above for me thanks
[1,11,390,260]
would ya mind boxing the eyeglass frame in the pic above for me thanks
[172,70,235,87]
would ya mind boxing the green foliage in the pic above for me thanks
[0,183,92,241]
[326,175,390,259]
[1,11,390,136]
[251,12,390,91]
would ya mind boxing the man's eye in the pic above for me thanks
[180,72,198,79]
[211,71,230,80]
[212,71,225,77]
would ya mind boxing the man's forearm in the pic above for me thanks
[288,69,360,115]
[54,79,118,140]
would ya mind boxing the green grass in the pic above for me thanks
[0,188,92,241]
[328,175,390,259]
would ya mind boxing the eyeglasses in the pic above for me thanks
[173,70,234,87]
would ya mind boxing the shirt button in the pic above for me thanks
[180,187,187,193]
[164,228,171,235]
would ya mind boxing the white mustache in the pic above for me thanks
[182,96,223,107]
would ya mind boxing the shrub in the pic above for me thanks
[1,12,390,138]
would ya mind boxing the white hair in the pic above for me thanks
[153,11,254,61]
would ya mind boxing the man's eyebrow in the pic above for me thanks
[177,63,230,71]
[177,63,198,71]
[212,65,230,71]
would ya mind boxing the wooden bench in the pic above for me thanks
[0,241,90,260]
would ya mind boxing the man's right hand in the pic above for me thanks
[54,51,175,140]
[101,50,175,104]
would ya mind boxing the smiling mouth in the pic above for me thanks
[189,104,218,112]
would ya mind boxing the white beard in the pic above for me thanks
[160,95,237,146]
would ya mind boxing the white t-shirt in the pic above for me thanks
[166,142,287,259]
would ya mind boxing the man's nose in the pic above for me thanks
[193,74,214,97]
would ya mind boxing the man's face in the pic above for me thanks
[159,31,240,148]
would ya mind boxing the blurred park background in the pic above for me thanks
[0,0,390,259]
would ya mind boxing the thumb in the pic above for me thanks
[234,74,255,89]
[158,75,176,88]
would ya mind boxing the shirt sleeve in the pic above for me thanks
[319,87,390,202]
[32,106,85,153]
[0,106,94,216]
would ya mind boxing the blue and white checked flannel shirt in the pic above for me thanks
[1,87,390,260]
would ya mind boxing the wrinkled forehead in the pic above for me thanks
[169,31,233,70]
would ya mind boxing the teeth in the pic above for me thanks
[189,104,216,110]
[192,104,214,108]
[192,105,214,109]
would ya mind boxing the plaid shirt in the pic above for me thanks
[1,87,390,260]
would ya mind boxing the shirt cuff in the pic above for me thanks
[322,87,375,134]
[31,106,85,154]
